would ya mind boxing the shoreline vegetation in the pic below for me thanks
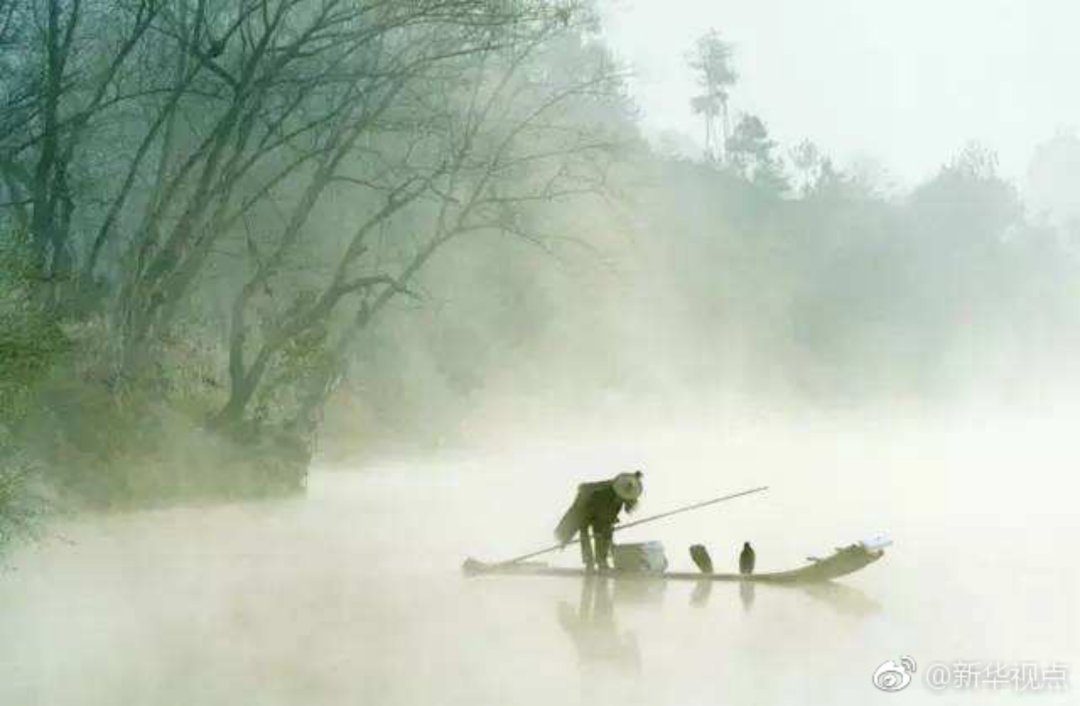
[0,0,635,546]
[4,2,1080,553]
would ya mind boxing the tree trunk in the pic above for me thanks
[30,0,64,280]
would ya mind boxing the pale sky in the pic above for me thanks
[599,0,1080,186]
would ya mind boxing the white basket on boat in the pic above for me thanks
[612,542,668,573]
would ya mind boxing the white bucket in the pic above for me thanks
[612,542,668,573]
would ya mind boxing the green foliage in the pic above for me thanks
[725,114,789,193]
[0,230,55,550]
[0,310,70,425]
[0,441,43,555]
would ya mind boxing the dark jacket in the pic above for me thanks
[554,481,633,544]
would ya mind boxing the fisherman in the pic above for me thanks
[739,541,756,575]
[555,471,643,573]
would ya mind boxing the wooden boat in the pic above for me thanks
[463,540,886,584]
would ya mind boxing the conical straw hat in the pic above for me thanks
[612,472,643,502]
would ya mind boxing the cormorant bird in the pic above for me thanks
[739,541,756,575]
[689,544,713,574]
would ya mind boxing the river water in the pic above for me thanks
[1,416,1076,705]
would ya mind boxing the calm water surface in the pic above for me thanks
[2,420,1076,705]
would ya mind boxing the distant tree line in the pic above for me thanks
[346,31,1080,442]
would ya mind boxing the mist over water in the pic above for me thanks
[2,412,1076,705]
[3,1,1080,704]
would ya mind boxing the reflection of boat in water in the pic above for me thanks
[465,540,886,584]
[799,580,882,617]
[689,574,880,617]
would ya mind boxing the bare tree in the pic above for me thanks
[0,0,162,304]
[208,4,629,433]
[0,0,633,483]
[107,1,564,377]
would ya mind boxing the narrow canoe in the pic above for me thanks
[463,542,886,584]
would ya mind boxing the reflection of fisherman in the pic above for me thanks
[557,577,641,674]
[554,471,643,573]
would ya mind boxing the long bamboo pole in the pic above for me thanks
[495,485,769,566]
